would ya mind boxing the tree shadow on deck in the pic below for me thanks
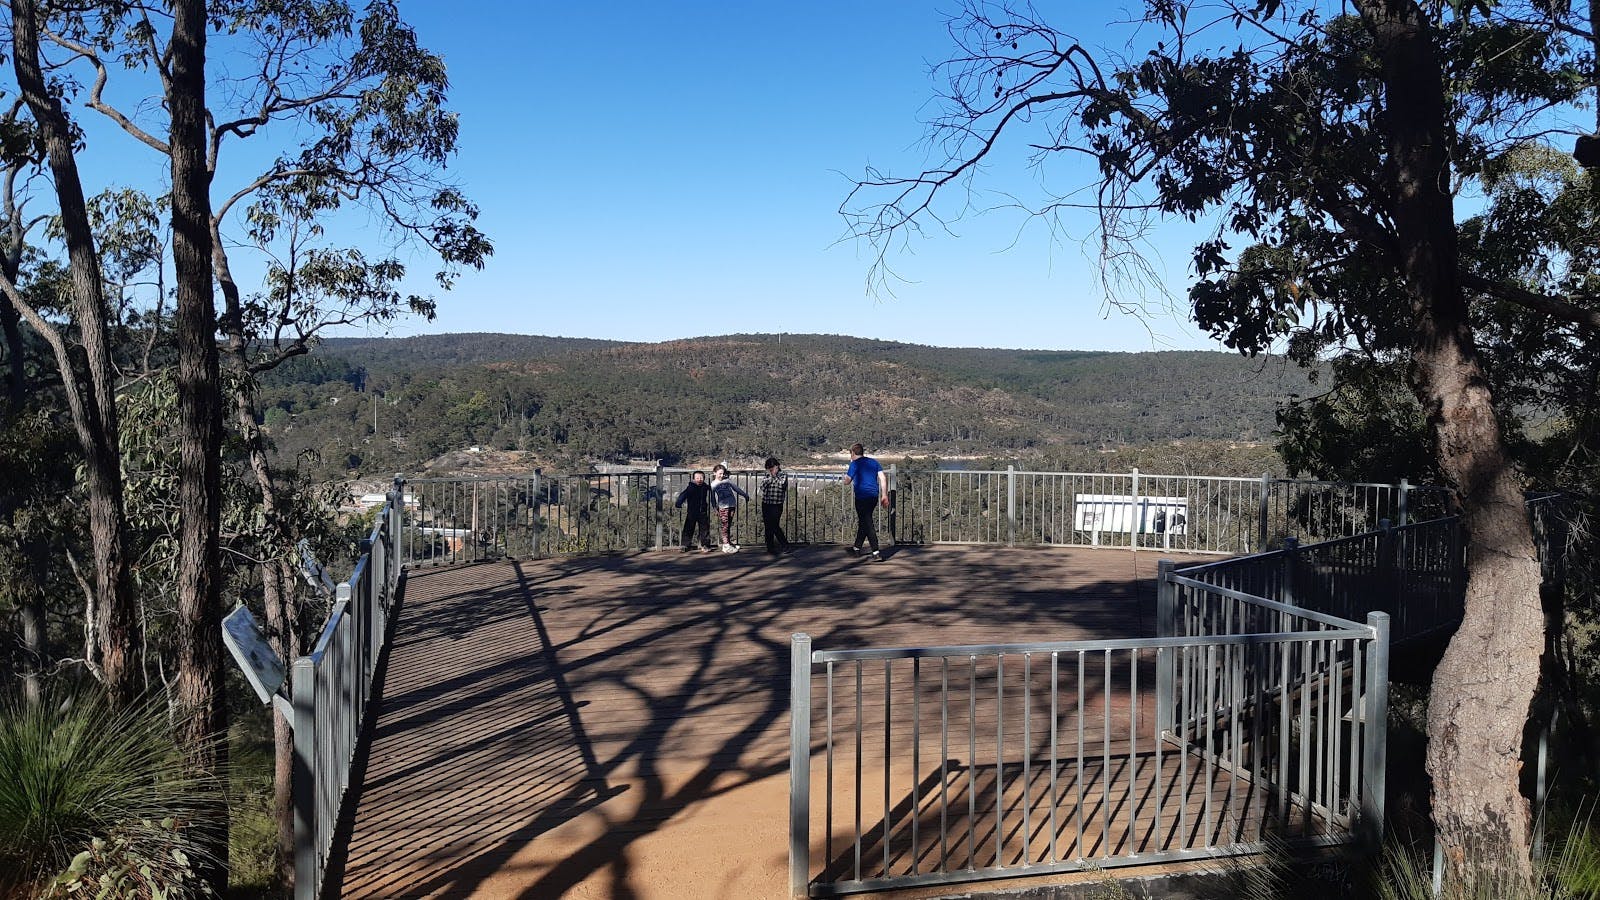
[327,546,1172,898]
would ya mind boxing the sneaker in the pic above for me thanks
[721,543,736,553]
[700,546,714,553]
[870,550,883,562]
[847,546,861,557]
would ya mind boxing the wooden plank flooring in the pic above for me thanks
[327,545,1287,899]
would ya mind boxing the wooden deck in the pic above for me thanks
[328,545,1236,899]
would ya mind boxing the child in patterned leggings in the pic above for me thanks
[709,464,749,552]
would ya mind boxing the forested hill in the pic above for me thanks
[257,333,1314,476]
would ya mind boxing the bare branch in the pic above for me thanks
[1461,272,1600,331]
[43,29,171,154]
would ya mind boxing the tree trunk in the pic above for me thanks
[1363,0,1545,888]
[168,0,228,891]
[9,0,139,706]
[0,288,24,410]
[215,189,306,890]
[18,582,46,707]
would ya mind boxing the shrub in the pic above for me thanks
[0,691,220,899]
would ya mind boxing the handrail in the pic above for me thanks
[810,628,1374,662]
[398,468,1439,563]
[292,476,405,900]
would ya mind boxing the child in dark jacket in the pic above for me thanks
[674,471,715,551]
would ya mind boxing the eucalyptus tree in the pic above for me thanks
[3,0,487,886]
[1,0,141,709]
[844,0,1600,887]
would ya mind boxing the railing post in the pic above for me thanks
[1281,537,1299,607]
[1361,612,1391,850]
[1378,518,1395,614]
[789,633,812,899]
[1398,478,1410,527]
[291,656,317,900]
[530,469,543,559]
[1129,467,1140,549]
[654,462,665,551]
[1257,471,1271,552]
[887,463,898,544]
[1535,709,1560,863]
[390,475,404,577]
[1155,560,1175,733]
[1007,465,1017,547]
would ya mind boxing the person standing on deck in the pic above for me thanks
[844,443,888,561]
[760,457,791,555]
[674,470,715,552]
[709,464,749,553]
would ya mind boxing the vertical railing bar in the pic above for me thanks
[940,657,950,871]
[1203,641,1216,848]
[1179,638,1190,849]
[1278,633,1291,825]
[1076,650,1085,860]
[884,658,892,877]
[1101,648,1112,858]
[1298,638,1313,834]
[1350,637,1364,823]
[1362,614,1390,850]
[1128,648,1138,855]
[855,659,863,882]
[1049,651,1060,864]
[1022,652,1032,867]
[827,661,834,870]
[789,635,812,900]
[995,654,1005,868]
[1332,638,1344,822]
[968,655,977,870]
[912,656,921,875]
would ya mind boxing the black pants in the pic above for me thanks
[681,512,711,549]
[853,495,879,551]
[762,503,789,553]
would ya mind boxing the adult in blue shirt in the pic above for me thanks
[844,443,888,560]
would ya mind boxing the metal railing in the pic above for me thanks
[788,579,1390,896]
[292,478,404,900]
[399,467,1448,564]
[1175,516,1465,647]
[403,467,866,566]
[899,469,1448,554]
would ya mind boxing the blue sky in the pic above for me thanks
[377,2,1219,352]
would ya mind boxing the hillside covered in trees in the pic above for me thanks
[257,333,1313,476]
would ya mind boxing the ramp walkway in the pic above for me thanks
[327,546,1208,899]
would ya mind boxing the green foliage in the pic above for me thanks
[256,333,1308,478]
[1276,356,1437,483]
[0,691,219,897]
[41,822,211,900]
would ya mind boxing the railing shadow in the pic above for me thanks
[328,544,1177,898]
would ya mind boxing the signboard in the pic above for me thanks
[1074,494,1188,536]
[222,605,287,705]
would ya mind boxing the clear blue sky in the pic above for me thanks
[383,2,1219,352]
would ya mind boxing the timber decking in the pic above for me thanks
[329,545,1245,899]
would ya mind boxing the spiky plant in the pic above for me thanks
[0,690,221,898]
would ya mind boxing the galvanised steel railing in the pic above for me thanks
[899,469,1450,554]
[402,468,862,566]
[291,479,404,900]
[788,579,1390,896]
[1175,517,1465,647]
[399,467,1449,563]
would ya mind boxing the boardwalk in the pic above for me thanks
[328,545,1217,899]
